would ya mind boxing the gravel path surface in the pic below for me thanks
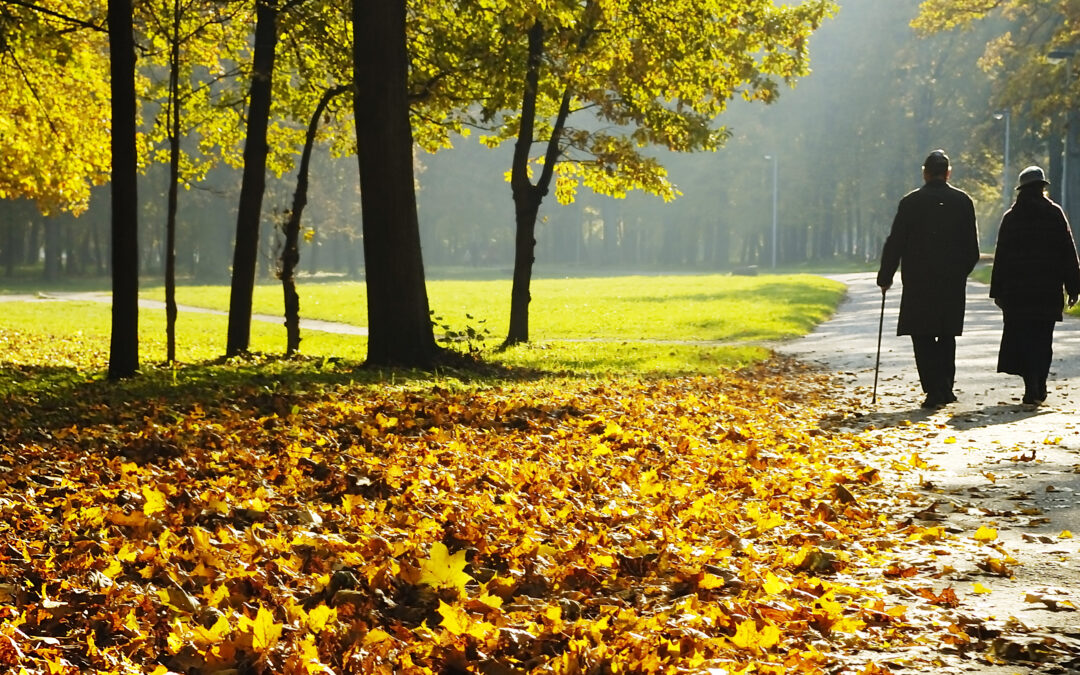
[779,272,1080,673]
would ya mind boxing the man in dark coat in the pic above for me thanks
[990,165,1080,404]
[877,150,981,408]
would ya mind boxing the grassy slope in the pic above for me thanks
[1,274,844,379]
[141,273,844,342]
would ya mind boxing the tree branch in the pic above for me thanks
[1,0,105,31]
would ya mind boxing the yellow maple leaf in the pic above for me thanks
[477,592,503,610]
[363,628,391,645]
[972,583,992,594]
[639,469,665,497]
[142,486,167,516]
[467,619,499,642]
[763,571,789,595]
[124,609,140,633]
[1059,530,1074,539]
[699,573,726,589]
[307,604,336,633]
[166,619,187,655]
[191,613,230,647]
[245,605,282,652]
[101,557,123,580]
[731,619,779,650]
[418,542,472,593]
[438,600,471,636]
[973,526,997,542]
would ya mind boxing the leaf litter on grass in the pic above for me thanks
[2,358,1066,674]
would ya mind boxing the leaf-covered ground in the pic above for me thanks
[0,358,1028,674]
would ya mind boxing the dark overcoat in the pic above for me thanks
[876,178,980,336]
[989,191,1080,321]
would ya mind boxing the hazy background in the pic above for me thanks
[0,0,1058,282]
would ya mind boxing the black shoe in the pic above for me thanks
[1022,392,1039,405]
[921,394,943,409]
[941,391,957,404]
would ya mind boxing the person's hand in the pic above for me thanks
[1069,294,1078,308]
[878,283,891,293]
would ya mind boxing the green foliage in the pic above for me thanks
[419,0,835,202]
[0,0,111,213]
[431,311,493,357]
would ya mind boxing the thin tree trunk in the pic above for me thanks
[108,0,139,379]
[504,20,573,347]
[353,0,438,367]
[43,218,60,281]
[280,84,348,356]
[165,0,181,364]
[226,0,278,356]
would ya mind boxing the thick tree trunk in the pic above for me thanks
[107,0,139,380]
[506,189,541,345]
[353,0,438,367]
[226,0,278,356]
[280,85,348,356]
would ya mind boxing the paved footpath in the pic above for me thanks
[780,272,1080,673]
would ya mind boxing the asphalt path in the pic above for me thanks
[779,272,1080,672]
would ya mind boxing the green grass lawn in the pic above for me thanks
[143,273,843,342]
[0,273,845,389]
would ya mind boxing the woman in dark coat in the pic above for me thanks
[990,165,1080,404]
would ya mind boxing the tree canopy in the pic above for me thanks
[0,0,112,214]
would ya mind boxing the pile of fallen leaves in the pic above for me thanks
[0,359,991,674]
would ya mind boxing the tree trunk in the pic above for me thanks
[226,0,278,356]
[108,0,139,380]
[504,20,572,347]
[4,216,13,276]
[281,85,348,356]
[1049,134,1064,205]
[353,0,438,367]
[43,218,61,281]
[165,0,181,364]
[1068,109,1080,229]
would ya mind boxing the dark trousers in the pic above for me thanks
[911,335,956,396]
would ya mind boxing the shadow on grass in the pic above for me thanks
[0,354,551,438]
[0,341,771,441]
[623,280,841,307]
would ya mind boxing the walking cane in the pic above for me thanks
[872,288,886,405]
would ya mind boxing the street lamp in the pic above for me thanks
[993,110,1010,213]
[763,153,778,269]
[1049,48,1076,213]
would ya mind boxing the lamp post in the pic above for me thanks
[993,110,1010,213]
[1049,48,1075,214]
[764,153,778,269]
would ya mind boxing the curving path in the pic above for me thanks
[780,272,1080,672]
